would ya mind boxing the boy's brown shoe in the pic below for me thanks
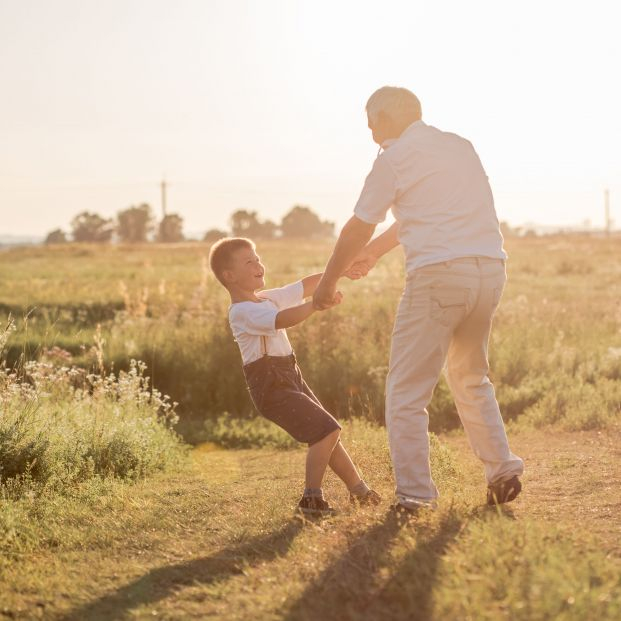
[297,496,338,517]
[349,489,382,506]
[486,475,522,505]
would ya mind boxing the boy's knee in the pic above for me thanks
[311,428,340,447]
[326,428,341,444]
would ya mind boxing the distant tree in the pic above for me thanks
[157,214,184,243]
[230,210,264,237]
[203,228,228,243]
[117,203,153,243]
[44,229,67,245]
[71,212,114,243]
[228,210,278,239]
[280,205,334,238]
[500,221,520,238]
[259,219,278,239]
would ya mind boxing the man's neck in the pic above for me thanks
[388,118,423,141]
[380,119,423,150]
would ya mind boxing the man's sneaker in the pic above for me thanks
[487,475,522,505]
[349,489,382,506]
[392,497,437,516]
[297,496,338,517]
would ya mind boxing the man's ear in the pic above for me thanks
[375,109,391,130]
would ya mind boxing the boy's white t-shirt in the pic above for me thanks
[228,280,304,365]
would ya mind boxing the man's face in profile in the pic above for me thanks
[368,114,384,146]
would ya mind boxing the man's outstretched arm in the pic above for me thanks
[346,221,400,278]
[313,216,376,309]
[300,273,323,298]
[364,221,400,260]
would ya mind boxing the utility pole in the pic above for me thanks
[161,177,168,219]
[604,188,611,236]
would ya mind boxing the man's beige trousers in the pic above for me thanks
[386,257,524,502]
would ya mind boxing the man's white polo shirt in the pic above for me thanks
[354,120,507,273]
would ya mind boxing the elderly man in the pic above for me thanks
[314,86,524,512]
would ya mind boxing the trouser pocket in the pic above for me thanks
[429,287,468,327]
[244,357,299,412]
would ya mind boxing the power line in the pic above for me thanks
[604,188,611,236]
[161,176,168,218]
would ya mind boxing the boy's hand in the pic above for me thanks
[343,262,368,280]
[342,249,378,280]
[313,279,343,310]
[313,290,343,310]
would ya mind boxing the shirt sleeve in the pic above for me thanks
[258,280,304,310]
[353,155,397,224]
[229,303,279,336]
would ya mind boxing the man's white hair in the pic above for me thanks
[366,86,422,125]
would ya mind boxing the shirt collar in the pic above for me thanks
[380,120,425,151]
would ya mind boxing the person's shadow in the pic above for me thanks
[282,508,464,621]
[61,506,492,621]
[60,518,304,621]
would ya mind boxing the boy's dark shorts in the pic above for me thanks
[243,353,341,446]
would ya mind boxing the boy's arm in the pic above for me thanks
[302,269,359,295]
[313,216,376,309]
[301,273,323,298]
[275,294,342,330]
[346,222,400,277]
[365,221,400,261]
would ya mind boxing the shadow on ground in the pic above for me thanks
[60,519,304,621]
[283,508,465,621]
[61,506,505,621]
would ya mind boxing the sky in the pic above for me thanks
[1,0,620,237]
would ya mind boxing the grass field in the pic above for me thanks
[1,424,620,620]
[2,235,621,437]
[1,235,621,619]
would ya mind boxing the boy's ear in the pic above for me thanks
[222,268,235,284]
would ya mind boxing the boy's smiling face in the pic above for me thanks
[224,246,266,292]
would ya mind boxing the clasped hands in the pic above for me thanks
[312,249,378,311]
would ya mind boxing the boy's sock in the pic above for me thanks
[349,480,371,497]
[303,488,324,499]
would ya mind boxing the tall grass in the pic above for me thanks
[1,236,620,439]
[433,518,621,620]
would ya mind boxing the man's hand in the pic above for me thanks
[313,278,343,310]
[342,248,379,280]
[319,215,376,288]
[342,263,367,280]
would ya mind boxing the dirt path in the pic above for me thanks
[1,429,620,620]
[445,428,621,555]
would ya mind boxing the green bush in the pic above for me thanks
[0,324,186,557]
[1,360,183,486]
[520,376,621,431]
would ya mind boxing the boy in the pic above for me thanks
[209,237,380,516]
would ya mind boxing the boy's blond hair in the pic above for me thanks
[208,237,255,286]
